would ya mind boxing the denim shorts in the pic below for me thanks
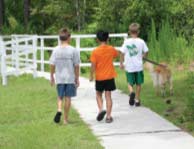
[57,84,76,99]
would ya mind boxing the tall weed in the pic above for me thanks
[148,19,194,64]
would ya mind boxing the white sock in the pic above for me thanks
[57,109,62,112]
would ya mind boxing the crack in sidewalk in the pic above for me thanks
[99,129,182,137]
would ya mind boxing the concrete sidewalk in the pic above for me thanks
[37,72,194,149]
[72,77,194,149]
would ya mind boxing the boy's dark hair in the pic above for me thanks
[129,23,140,34]
[96,30,109,42]
[59,28,71,41]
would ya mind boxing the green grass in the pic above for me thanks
[0,75,103,149]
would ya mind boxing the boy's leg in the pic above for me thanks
[128,84,134,93]
[126,72,134,93]
[96,91,106,121]
[135,85,141,106]
[56,84,65,112]
[126,72,135,105]
[135,71,144,106]
[54,84,64,123]
[63,84,76,124]
[64,96,71,123]
[105,91,112,119]
[136,85,141,102]
[96,91,103,112]
[104,79,116,123]
[57,98,63,112]
[128,83,135,106]
[54,97,63,123]
[95,80,106,121]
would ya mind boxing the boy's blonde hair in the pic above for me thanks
[59,28,71,41]
[129,23,140,34]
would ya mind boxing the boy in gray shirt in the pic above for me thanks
[50,28,80,124]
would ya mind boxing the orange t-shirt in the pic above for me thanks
[90,44,118,81]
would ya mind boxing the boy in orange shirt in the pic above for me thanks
[90,30,118,123]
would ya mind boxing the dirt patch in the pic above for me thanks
[189,61,194,71]
[177,64,184,71]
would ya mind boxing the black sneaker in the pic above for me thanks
[129,92,135,106]
[96,110,106,121]
[105,117,113,123]
[135,101,141,107]
[54,112,62,123]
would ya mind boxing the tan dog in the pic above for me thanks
[144,62,173,97]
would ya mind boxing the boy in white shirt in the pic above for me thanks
[120,23,148,106]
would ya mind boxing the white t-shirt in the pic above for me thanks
[50,45,80,84]
[120,38,148,72]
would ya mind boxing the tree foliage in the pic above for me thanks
[0,0,193,41]
[0,0,5,29]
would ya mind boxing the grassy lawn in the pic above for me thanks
[81,67,194,136]
[0,75,103,149]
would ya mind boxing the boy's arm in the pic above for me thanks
[119,51,125,69]
[74,65,80,87]
[50,64,55,86]
[113,48,119,58]
[90,62,95,81]
[119,40,126,69]
[49,49,56,86]
[142,41,149,59]
[143,51,148,59]
[72,49,80,87]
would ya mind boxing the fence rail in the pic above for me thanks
[0,33,127,85]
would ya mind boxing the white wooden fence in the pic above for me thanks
[0,35,37,85]
[0,33,127,85]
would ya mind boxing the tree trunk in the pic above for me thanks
[0,0,4,29]
[24,0,30,27]
[83,0,86,27]
[75,0,81,31]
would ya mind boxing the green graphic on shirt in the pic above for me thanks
[126,44,138,57]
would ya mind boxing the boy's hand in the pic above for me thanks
[50,76,55,86]
[143,52,148,59]
[90,63,95,82]
[120,63,124,70]
[75,78,80,88]
[89,75,94,82]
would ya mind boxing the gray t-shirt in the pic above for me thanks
[49,45,80,84]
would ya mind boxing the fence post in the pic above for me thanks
[75,37,81,71]
[40,37,44,72]
[76,37,81,60]
[0,36,7,85]
[32,35,37,78]
[11,35,15,68]
[14,35,20,76]
[76,37,80,51]
[124,34,128,40]
[25,39,29,67]
[57,36,60,46]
